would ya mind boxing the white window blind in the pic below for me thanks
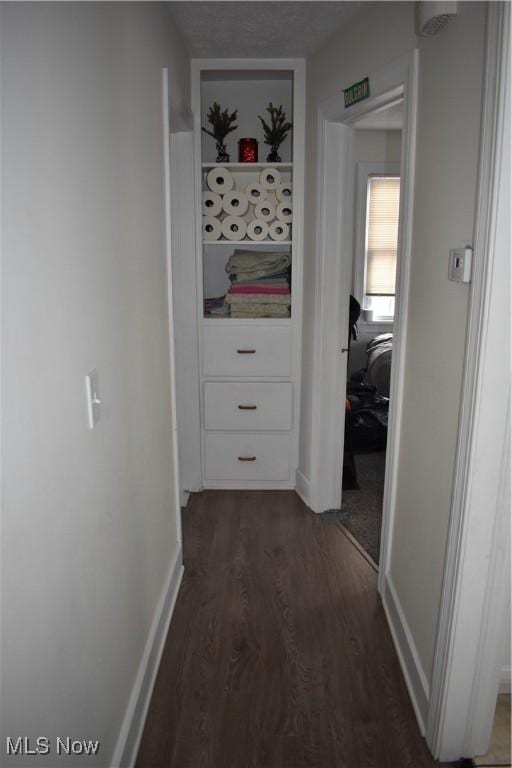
[364,176,400,296]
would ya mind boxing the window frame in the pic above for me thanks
[353,161,400,324]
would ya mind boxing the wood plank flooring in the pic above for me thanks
[136,490,447,768]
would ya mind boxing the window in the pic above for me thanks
[354,163,400,322]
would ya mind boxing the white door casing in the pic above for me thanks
[168,129,202,503]
[425,4,511,760]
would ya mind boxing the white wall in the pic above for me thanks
[302,0,487,693]
[1,3,189,765]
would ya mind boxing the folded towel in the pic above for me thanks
[225,293,291,306]
[226,251,291,277]
[229,285,290,295]
[230,278,289,287]
[230,304,290,318]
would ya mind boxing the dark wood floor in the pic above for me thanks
[136,490,447,768]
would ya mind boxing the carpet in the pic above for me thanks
[327,451,386,565]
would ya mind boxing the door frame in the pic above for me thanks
[425,4,511,760]
[309,51,419,594]
[161,67,185,540]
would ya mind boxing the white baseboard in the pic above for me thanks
[180,488,190,509]
[111,545,184,768]
[499,665,511,694]
[382,573,430,734]
[295,469,312,509]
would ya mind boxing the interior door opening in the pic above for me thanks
[339,101,403,567]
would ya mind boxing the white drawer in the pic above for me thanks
[204,382,292,431]
[204,433,291,481]
[202,324,291,377]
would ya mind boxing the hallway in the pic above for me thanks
[136,491,445,767]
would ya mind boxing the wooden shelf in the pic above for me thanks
[203,240,291,246]
[203,316,292,325]
[202,163,293,170]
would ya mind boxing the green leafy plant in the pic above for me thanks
[202,102,238,144]
[258,103,293,159]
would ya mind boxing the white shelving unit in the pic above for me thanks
[192,58,305,489]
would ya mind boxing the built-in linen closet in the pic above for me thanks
[191,59,305,488]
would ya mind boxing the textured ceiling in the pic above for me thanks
[169,2,365,58]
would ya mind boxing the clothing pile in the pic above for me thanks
[224,250,291,318]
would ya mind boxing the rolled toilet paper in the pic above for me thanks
[245,182,267,205]
[222,190,249,217]
[203,215,222,241]
[206,166,234,195]
[247,219,270,241]
[202,191,222,217]
[222,215,247,241]
[276,201,293,223]
[276,182,293,202]
[269,220,290,241]
[260,167,281,191]
[254,199,276,223]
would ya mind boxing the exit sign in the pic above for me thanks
[344,77,370,108]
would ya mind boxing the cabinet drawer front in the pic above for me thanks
[204,382,292,431]
[202,325,291,377]
[204,433,291,481]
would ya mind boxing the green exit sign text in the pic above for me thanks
[344,77,370,108]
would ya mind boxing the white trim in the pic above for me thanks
[112,545,184,768]
[162,69,184,544]
[377,52,418,594]
[169,129,202,495]
[308,48,419,618]
[295,469,311,508]
[382,575,430,734]
[309,118,352,514]
[426,4,511,761]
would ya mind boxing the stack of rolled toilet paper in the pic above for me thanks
[202,166,292,242]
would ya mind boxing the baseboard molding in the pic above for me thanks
[382,573,430,734]
[180,489,190,509]
[112,545,184,768]
[499,665,511,694]
[295,469,312,509]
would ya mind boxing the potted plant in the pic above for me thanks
[202,102,238,163]
[258,103,293,162]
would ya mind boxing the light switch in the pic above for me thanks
[85,369,101,429]
[449,246,472,283]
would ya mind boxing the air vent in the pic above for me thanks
[416,1,457,36]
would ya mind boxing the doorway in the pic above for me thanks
[309,50,418,592]
[340,103,403,566]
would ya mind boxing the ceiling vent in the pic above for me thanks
[416,1,457,36]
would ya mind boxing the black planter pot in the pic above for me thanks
[266,145,281,163]
[216,142,230,163]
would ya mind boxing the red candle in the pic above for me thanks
[238,138,258,163]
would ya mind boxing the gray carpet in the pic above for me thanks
[325,451,386,565]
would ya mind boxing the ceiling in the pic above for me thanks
[169,2,365,58]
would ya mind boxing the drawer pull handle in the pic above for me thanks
[238,404,257,410]
[236,349,256,354]
[238,455,256,462]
